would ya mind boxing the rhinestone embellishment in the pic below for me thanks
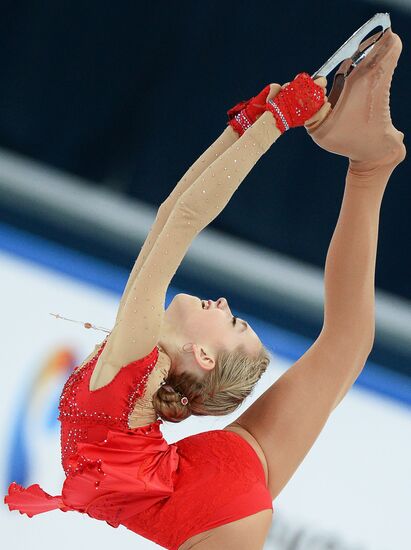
[234,110,252,132]
[268,99,290,131]
[58,339,159,476]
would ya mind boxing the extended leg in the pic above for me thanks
[323,150,405,374]
[227,40,407,494]
[229,147,405,501]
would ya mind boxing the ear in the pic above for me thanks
[191,343,216,372]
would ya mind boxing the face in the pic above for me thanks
[161,293,262,376]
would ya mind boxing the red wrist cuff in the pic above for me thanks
[227,108,253,135]
[227,84,271,136]
[265,73,325,133]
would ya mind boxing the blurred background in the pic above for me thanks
[1,1,410,549]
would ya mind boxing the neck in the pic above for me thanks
[157,317,184,370]
[130,349,171,425]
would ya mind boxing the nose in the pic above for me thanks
[214,297,230,313]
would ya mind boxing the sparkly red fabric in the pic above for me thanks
[227,84,271,136]
[57,336,160,475]
[266,72,325,133]
[4,338,273,549]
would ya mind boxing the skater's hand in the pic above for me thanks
[265,75,328,132]
[303,76,331,128]
[264,78,327,105]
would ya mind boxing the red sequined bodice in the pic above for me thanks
[58,337,160,475]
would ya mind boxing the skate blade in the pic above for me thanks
[312,12,391,79]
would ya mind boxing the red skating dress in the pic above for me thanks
[4,337,273,549]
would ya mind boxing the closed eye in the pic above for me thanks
[233,316,248,332]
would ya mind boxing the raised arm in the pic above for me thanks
[115,78,317,318]
[115,81,283,316]
[93,111,281,382]
[115,124,239,318]
[92,73,326,386]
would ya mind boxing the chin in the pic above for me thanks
[175,293,199,306]
[167,293,199,312]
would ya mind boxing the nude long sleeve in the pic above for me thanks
[161,125,239,211]
[98,111,281,370]
[174,111,281,233]
[115,125,239,315]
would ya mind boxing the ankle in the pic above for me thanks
[347,153,403,190]
[349,139,406,176]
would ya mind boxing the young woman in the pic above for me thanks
[5,27,405,550]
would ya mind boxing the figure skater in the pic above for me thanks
[5,27,405,550]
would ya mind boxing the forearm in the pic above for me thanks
[161,125,239,213]
[122,113,278,306]
[133,124,238,284]
[118,125,239,308]
[321,161,398,355]
[174,111,281,231]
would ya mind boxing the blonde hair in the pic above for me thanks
[152,343,271,423]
